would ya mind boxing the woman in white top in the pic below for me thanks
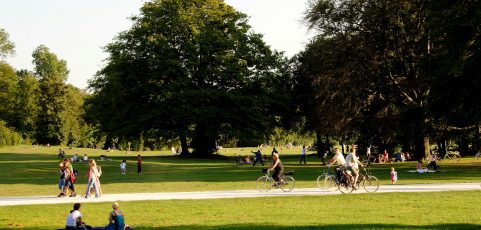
[65,203,83,230]
[85,159,101,198]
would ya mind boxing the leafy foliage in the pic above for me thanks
[87,0,291,155]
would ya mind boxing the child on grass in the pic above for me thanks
[390,167,398,184]
[120,160,126,175]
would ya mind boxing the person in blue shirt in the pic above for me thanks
[252,149,264,166]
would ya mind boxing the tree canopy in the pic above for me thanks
[296,0,481,156]
[87,0,291,155]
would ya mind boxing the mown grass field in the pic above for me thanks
[0,191,480,229]
[0,146,481,197]
[1,146,481,229]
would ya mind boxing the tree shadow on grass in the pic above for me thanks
[135,223,481,230]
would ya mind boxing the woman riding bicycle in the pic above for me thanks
[268,153,284,184]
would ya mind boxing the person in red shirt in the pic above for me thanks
[137,155,142,174]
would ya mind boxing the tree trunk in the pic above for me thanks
[316,130,322,158]
[423,137,430,159]
[474,125,480,153]
[192,123,217,157]
[179,128,190,157]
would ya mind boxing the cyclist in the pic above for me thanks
[345,146,363,189]
[328,148,345,166]
[328,148,346,184]
[267,153,284,185]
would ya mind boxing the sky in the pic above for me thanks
[0,0,313,90]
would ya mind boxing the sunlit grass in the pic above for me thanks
[0,146,480,196]
[0,191,480,229]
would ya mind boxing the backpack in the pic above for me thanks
[70,169,77,183]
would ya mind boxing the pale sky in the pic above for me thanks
[0,0,313,89]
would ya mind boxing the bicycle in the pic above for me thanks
[316,165,338,192]
[444,151,461,162]
[256,168,295,192]
[334,166,379,194]
[357,167,379,193]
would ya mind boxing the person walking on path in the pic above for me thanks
[391,167,398,184]
[137,155,142,174]
[299,146,307,165]
[252,149,264,166]
[85,159,101,199]
[64,159,76,197]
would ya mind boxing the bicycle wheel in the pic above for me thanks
[256,176,273,192]
[338,177,354,194]
[363,176,379,193]
[317,174,327,190]
[325,175,338,192]
[280,176,295,192]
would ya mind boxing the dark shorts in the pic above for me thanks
[272,169,284,181]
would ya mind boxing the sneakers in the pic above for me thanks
[69,192,76,197]
[57,193,65,197]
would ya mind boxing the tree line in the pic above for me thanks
[1,0,480,158]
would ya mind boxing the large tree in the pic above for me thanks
[14,70,40,138]
[32,45,69,145]
[0,62,19,127]
[87,0,290,156]
[302,0,434,157]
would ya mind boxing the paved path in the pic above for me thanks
[1,182,480,206]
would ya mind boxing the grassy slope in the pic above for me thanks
[0,146,481,197]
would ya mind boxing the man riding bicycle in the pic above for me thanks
[328,148,345,166]
[267,153,284,185]
[345,145,363,189]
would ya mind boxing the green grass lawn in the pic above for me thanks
[0,146,481,197]
[1,146,481,229]
[0,191,480,229]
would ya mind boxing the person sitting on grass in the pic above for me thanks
[58,148,65,159]
[65,203,91,230]
[267,153,284,185]
[104,202,130,230]
[72,154,78,162]
[416,160,428,173]
[427,159,440,171]
[244,155,252,164]
[379,150,390,163]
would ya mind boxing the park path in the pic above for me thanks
[1,182,480,206]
